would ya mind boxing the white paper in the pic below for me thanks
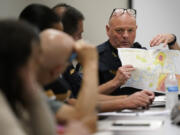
[98,108,170,117]
[118,48,180,93]
[98,111,137,116]
[154,96,166,102]
[149,96,166,107]
[138,110,170,116]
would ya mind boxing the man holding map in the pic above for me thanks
[97,8,180,97]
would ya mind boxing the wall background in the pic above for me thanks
[133,0,180,49]
[1,0,179,48]
[0,0,128,45]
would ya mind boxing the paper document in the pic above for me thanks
[154,96,166,102]
[98,108,170,117]
[138,110,170,116]
[118,48,180,93]
[98,111,137,116]
[150,96,166,107]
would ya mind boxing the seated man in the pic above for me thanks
[39,29,98,132]
[93,8,180,111]
[19,3,72,101]
[97,8,179,97]
[52,3,84,98]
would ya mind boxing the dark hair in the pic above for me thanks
[0,19,40,116]
[53,4,84,35]
[19,3,61,31]
[52,3,71,11]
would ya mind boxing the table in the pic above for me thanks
[97,107,180,135]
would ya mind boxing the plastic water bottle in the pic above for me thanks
[165,73,179,110]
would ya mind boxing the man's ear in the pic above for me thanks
[106,24,110,37]
[106,25,109,32]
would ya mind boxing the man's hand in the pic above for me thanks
[150,34,175,47]
[74,40,98,67]
[124,90,155,109]
[112,65,135,87]
[141,90,155,103]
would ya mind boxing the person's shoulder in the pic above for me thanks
[133,42,147,49]
[0,91,10,106]
[97,41,109,53]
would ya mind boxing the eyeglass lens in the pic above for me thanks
[111,8,136,18]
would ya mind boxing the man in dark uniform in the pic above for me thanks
[97,8,178,97]
[51,3,84,98]
[97,8,148,96]
[98,41,145,95]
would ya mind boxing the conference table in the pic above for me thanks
[97,104,180,135]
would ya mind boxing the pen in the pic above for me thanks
[112,123,150,126]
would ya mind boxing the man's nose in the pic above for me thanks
[123,31,129,38]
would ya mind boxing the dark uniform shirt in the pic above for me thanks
[62,64,81,98]
[97,40,146,95]
[44,76,71,94]
[44,64,81,98]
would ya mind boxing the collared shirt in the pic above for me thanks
[97,40,146,95]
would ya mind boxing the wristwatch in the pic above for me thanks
[168,34,176,46]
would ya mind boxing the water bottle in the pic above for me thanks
[165,73,179,110]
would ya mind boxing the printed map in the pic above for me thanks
[118,48,180,93]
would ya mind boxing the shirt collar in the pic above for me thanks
[107,40,118,55]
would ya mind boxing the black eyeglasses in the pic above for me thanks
[110,8,136,19]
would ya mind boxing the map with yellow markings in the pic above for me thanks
[118,48,180,93]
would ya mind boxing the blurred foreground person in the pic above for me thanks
[0,20,56,135]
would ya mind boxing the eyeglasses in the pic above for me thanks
[110,8,136,19]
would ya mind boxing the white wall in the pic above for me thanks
[133,0,180,49]
[0,0,128,45]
